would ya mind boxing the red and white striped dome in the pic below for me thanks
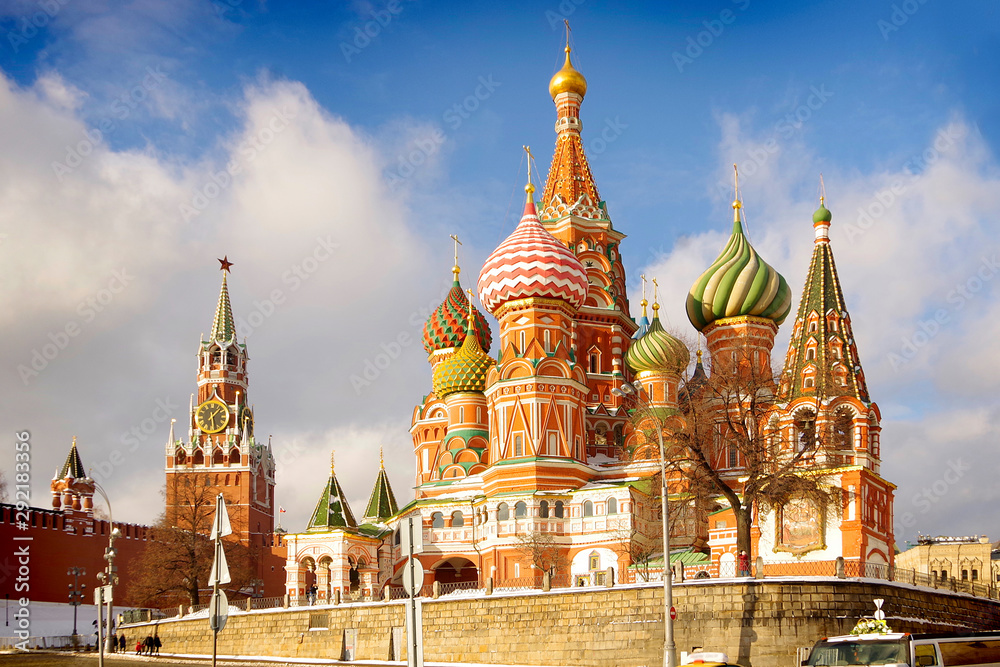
[477,199,588,314]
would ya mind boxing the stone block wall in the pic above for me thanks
[124,579,1000,667]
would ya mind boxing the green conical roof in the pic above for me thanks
[625,311,690,376]
[779,203,870,402]
[59,438,86,478]
[686,206,792,331]
[362,462,398,524]
[210,273,236,342]
[307,463,357,531]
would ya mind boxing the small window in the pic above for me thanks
[804,377,815,388]
[451,511,464,527]
[607,498,617,515]
[728,445,738,469]
[583,500,594,517]
[539,500,549,518]
[806,348,815,361]
[547,432,558,456]
[972,569,979,581]
[589,551,600,570]
[497,503,509,521]
[431,512,444,528]
[808,321,818,333]
[589,352,599,374]
[515,501,527,518]
[515,435,523,457]
[459,407,465,422]
[962,569,968,581]
[555,501,565,518]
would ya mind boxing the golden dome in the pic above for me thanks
[548,46,587,99]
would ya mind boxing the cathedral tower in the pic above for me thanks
[165,258,276,553]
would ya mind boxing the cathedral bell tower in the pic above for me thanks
[165,257,276,552]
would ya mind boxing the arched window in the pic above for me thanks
[229,448,240,464]
[806,348,816,361]
[431,512,444,528]
[834,410,854,449]
[497,503,509,521]
[607,497,617,515]
[589,352,599,374]
[225,474,230,486]
[451,511,464,527]
[514,501,527,518]
[193,449,204,465]
[554,501,564,518]
[539,500,549,518]
[213,449,225,465]
[589,551,600,570]
[175,450,186,465]
[583,500,594,517]
[235,472,240,486]
[796,410,816,451]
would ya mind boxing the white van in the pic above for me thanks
[804,632,1000,667]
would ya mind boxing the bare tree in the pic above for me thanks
[610,522,657,582]
[667,341,842,558]
[125,474,251,607]
[513,531,567,579]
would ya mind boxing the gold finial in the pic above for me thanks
[450,234,462,280]
[696,349,703,363]
[72,435,77,448]
[380,446,384,469]
[330,450,335,474]
[639,273,648,316]
[523,145,535,200]
[819,173,826,207]
[652,278,660,315]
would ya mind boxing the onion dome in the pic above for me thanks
[626,304,690,376]
[432,320,497,397]
[549,46,587,99]
[422,267,492,355]
[813,202,832,223]
[478,190,589,315]
[686,200,792,331]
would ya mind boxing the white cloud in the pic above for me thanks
[0,70,443,527]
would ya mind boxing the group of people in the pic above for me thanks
[109,634,161,655]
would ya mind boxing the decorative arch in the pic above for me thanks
[229,448,240,464]
[535,359,569,378]
[501,360,535,380]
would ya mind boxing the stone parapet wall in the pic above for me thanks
[124,579,1000,667]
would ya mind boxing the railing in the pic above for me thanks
[141,559,1000,620]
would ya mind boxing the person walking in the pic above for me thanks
[118,634,126,653]
[144,634,154,655]
[153,634,162,655]
[737,550,751,577]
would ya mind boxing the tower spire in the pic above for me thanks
[450,234,462,282]
[732,163,743,227]
[210,258,236,342]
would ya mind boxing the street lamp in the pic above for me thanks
[92,481,121,658]
[612,379,676,667]
[67,567,86,638]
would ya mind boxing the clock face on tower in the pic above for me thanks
[196,399,229,434]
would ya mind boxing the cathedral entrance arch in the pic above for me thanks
[431,557,479,589]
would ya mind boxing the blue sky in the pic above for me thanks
[0,0,997,548]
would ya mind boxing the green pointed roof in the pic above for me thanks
[307,462,357,531]
[59,438,86,478]
[210,273,236,342]
[686,204,792,331]
[362,461,399,524]
[779,203,870,402]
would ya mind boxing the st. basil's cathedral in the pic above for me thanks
[278,41,895,599]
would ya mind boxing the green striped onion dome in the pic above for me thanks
[422,280,492,355]
[625,314,690,376]
[432,325,496,397]
[686,212,792,331]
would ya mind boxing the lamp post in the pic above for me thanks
[92,481,120,657]
[612,379,676,667]
[67,567,86,638]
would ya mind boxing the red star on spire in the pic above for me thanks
[218,256,234,273]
